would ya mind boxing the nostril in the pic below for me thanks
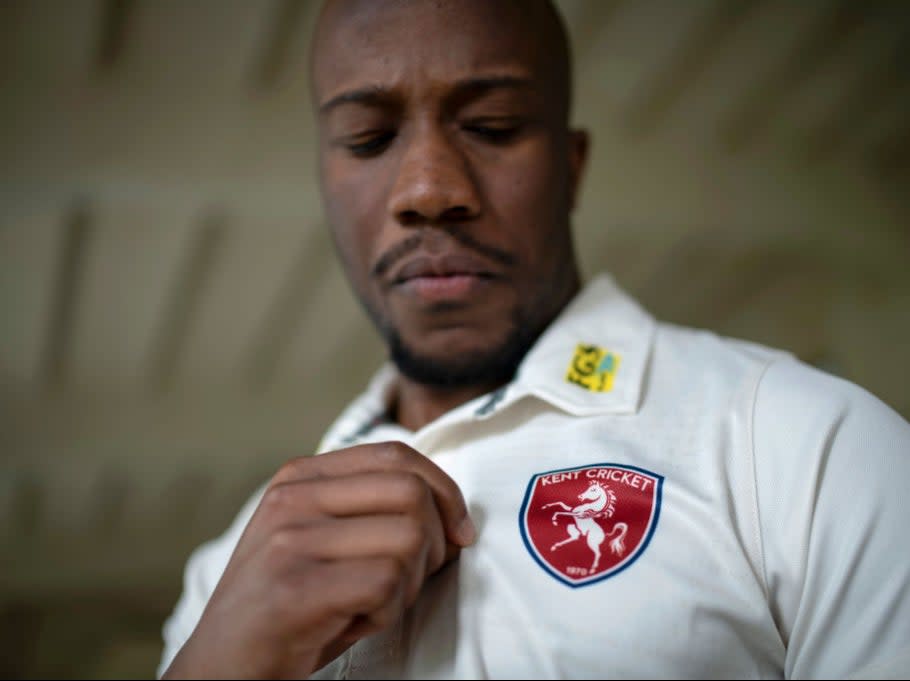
[398,210,422,226]
[440,205,473,222]
[397,205,473,226]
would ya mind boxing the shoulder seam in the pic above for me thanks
[749,355,778,602]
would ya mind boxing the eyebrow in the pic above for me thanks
[319,85,390,116]
[318,75,534,116]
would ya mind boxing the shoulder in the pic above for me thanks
[648,321,793,412]
[648,320,909,471]
[667,324,910,462]
[655,320,791,372]
[753,354,910,457]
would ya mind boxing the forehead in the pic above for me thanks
[312,0,545,102]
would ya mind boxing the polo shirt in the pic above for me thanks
[158,273,910,679]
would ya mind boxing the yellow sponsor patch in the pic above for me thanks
[566,344,621,393]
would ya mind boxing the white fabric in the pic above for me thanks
[158,273,910,680]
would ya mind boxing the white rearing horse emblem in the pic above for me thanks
[543,480,628,574]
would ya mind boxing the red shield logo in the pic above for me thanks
[519,463,663,587]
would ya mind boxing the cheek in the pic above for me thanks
[484,144,569,262]
[490,135,566,213]
[322,160,388,273]
[324,160,369,224]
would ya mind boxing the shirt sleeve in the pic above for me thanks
[155,485,265,678]
[155,482,349,680]
[753,358,910,680]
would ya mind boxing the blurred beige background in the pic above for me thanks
[2,0,909,678]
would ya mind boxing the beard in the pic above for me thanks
[381,304,545,388]
[350,226,581,389]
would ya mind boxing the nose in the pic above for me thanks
[387,125,481,225]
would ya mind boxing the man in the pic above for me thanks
[158,1,910,678]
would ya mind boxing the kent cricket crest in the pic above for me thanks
[519,464,663,587]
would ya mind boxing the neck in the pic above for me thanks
[391,376,505,432]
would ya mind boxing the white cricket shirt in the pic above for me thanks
[158,273,910,680]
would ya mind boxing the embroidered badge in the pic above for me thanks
[519,464,663,587]
[566,344,620,392]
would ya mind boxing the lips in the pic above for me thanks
[389,253,500,302]
[392,253,497,283]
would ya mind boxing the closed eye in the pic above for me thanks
[463,121,523,144]
[345,131,396,157]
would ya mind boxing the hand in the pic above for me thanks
[161,441,476,679]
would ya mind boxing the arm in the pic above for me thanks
[158,441,475,679]
[753,359,910,679]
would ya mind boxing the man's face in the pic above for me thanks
[313,0,587,387]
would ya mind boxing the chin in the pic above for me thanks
[387,323,536,389]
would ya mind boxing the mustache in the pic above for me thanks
[371,230,517,279]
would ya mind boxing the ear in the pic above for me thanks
[567,128,590,212]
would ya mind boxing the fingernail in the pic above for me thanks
[456,515,477,546]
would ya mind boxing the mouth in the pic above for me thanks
[390,254,500,302]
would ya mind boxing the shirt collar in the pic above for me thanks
[316,364,398,452]
[511,272,656,416]
[319,273,656,450]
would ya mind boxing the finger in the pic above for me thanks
[273,441,476,546]
[295,556,409,640]
[284,515,442,601]
[259,471,446,566]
